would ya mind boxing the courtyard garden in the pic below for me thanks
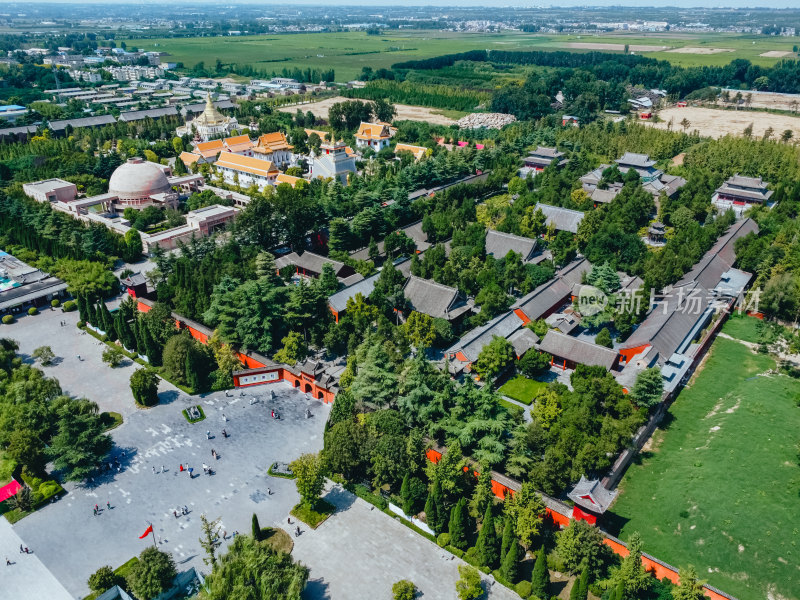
[497,375,548,405]
[610,327,800,600]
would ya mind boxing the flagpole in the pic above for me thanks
[150,521,157,547]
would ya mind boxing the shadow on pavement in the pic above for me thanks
[321,485,355,512]
[302,577,331,600]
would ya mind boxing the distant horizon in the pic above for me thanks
[7,0,800,8]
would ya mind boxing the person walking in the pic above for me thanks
[152,466,156,474]
[183,505,189,515]
[6,557,10,566]
[179,463,184,472]
[19,545,23,554]
[222,413,228,422]
[106,501,111,510]
[188,467,193,478]
[206,430,211,439]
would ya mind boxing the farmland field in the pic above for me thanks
[610,318,800,600]
[136,30,798,81]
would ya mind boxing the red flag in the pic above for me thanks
[139,524,153,539]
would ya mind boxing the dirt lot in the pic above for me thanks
[277,96,458,126]
[717,89,800,112]
[667,47,734,54]
[564,42,669,52]
[647,106,800,139]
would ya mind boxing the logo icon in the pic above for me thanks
[577,285,608,316]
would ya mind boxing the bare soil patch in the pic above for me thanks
[277,95,457,126]
[565,42,669,52]
[647,106,800,139]
[667,47,734,55]
[760,50,793,58]
[718,89,800,112]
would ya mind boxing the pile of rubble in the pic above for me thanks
[456,112,517,130]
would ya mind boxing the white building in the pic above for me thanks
[354,122,394,152]
[308,140,357,186]
[175,94,239,142]
[214,153,279,190]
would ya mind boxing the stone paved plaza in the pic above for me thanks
[294,483,518,600]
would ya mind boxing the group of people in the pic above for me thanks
[92,501,111,516]
[173,505,190,518]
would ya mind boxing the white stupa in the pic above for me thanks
[176,93,239,142]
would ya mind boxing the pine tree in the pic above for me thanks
[448,498,469,550]
[500,515,514,563]
[131,318,144,355]
[251,513,262,541]
[474,504,500,569]
[531,545,549,599]
[501,536,520,584]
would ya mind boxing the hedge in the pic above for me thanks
[2,315,14,324]
[50,299,60,307]
[27,307,38,316]
[62,300,77,312]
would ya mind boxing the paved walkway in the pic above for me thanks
[0,518,72,600]
[292,483,518,600]
[500,395,532,423]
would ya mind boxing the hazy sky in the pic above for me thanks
[17,0,800,7]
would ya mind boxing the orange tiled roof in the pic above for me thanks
[215,153,278,177]
[355,122,391,141]
[179,151,201,166]
[196,139,224,152]
[224,134,251,146]
[276,173,304,187]
[394,143,428,160]
[256,132,293,152]
[304,128,330,142]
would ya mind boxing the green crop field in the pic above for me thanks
[610,320,800,600]
[136,30,797,81]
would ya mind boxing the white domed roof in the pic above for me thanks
[108,158,171,200]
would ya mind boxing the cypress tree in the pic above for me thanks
[401,474,413,515]
[141,324,161,367]
[100,302,114,337]
[76,295,88,323]
[475,504,500,569]
[131,318,144,355]
[532,545,549,600]
[185,349,200,393]
[424,480,442,534]
[448,497,469,550]
[120,315,136,351]
[500,515,514,563]
[501,536,520,584]
[251,513,262,541]
[113,310,125,344]
[569,565,589,600]
[85,300,97,328]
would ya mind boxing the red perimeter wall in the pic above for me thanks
[425,447,728,600]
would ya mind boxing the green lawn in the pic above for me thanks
[721,314,764,344]
[611,335,800,600]
[498,375,548,405]
[136,30,795,81]
[291,499,335,529]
